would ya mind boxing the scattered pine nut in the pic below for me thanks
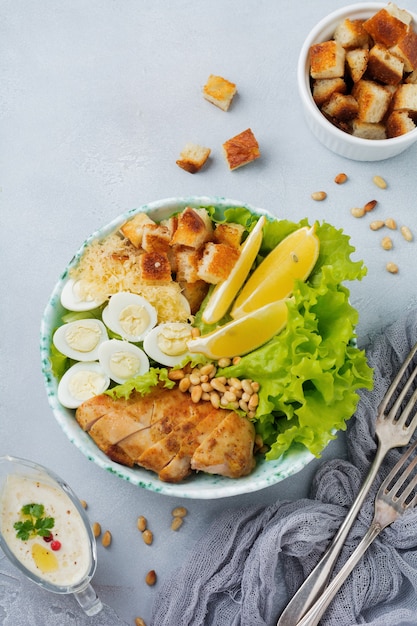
[168,369,184,381]
[373,175,387,189]
[142,529,153,545]
[135,618,146,626]
[172,506,188,518]
[384,218,397,230]
[171,517,184,531]
[400,225,413,242]
[101,530,112,548]
[311,191,327,201]
[351,207,365,218]
[381,236,393,250]
[137,516,147,532]
[92,522,101,538]
[370,220,385,231]
[386,262,399,274]
[145,570,157,586]
[364,200,377,213]
[80,500,88,509]
[334,172,348,184]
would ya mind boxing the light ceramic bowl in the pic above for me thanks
[40,196,319,499]
[297,3,417,161]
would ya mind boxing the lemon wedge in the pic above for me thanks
[231,225,319,319]
[188,299,289,359]
[201,215,266,325]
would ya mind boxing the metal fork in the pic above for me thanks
[296,437,417,626]
[277,340,417,626]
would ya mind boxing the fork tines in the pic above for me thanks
[379,341,417,428]
[382,438,417,508]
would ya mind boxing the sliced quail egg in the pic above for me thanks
[53,319,108,361]
[58,361,110,409]
[98,339,150,384]
[102,292,157,342]
[61,278,107,312]
[143,322,193,367]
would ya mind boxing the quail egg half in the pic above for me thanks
[53,319,109,361]
[102,292,157,342]
[58,361,110,409]
[61,278,107,312]
[98,339,150,384]
[143,322,193,367]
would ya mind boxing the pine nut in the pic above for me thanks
[199,374,209,383]
[172,506,188,517]
[168,368,184,380]
[202,391,210,401]
[334,172,348,184]
[364,200,377,213]
[142,529,153,545]
[228,377,242,390]
[178,377,191,392]
[217,357,231,368]
[92,522,101,538]
[251,381,260,393]
[384,218,396,230]
[370,220,385,231]
[171,517,184,531]
[241,391,251,403]
[248,393,259,410]
[373,175,387,189]
[311,191,327,201]
[201,381,213,393]
[210,391,220,408]
[191,385,203,403]
[191,327,200,338]
[241,379,253,395]
[102,530,112,548]
[200,363,215,376]
[189,373,201,385]
[351,207,365,218]
[232,356,241,365]
[211,378,226,393]
[386,262,399,274]
[80,499,88,509]
[145,570,157,586]
[239,399,249,412]
[381,236,393,250]
[135,618,146,626]
[137,516,147,532]
[400,225,413,241]
[223,390,237,403]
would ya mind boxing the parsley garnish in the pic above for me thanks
[13,503,55,541]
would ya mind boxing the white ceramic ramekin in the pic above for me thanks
[297,3,417,161]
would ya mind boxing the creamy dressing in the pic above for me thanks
[0,474,91,588]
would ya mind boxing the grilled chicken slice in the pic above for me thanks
[75,385,256,482]
[191,411,256,478]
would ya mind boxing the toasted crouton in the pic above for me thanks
[174,247,203,283]
[197,243,239,284]
[351,119,387,139]
[386,110,416,136]
[390,28,417,73]
[367,44,404,85]
[170,207,213,249]
[120,213,155,248]
[213,222,245,248]
[176,143,211,174]
[203,74,237,111]
[139,252,172,283]
[346,48,369,83]
[392,82,417,112]
[312,78,347,106]
[309,40,346,79]
[178,280,209,314]
[363,4,411,47]
[352,80,392,123]
[141,223,171,254]
[321,93,359,121]
[334,18,370,49]
[222,128,260,171]
[160,215,178,239]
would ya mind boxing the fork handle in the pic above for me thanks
[295,523,382,626]
[277,444,387,625]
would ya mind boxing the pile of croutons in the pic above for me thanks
[309,2,417,139]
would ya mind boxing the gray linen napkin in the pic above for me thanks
[151,309,417,626]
